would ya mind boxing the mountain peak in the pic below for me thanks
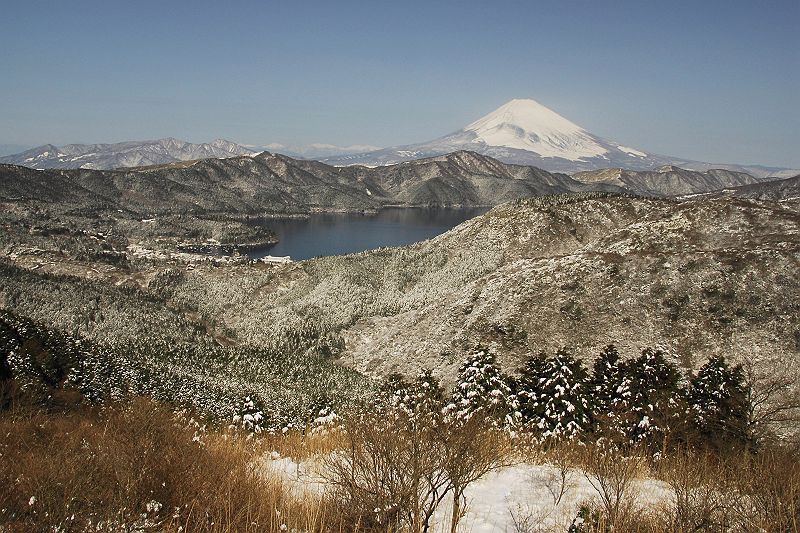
[322,101,797,178]
[209,139,245,152]
[462,98,608,161]
[468,98,581,130]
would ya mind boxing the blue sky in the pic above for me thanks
[1,0,798,167]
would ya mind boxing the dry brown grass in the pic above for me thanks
[565,443,800,532]
[577,442,646,529]
[2,399,798,532]
[256,425,348,462]
[0,399,345,532]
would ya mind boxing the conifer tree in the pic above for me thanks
[515,351,549,427]
[385,369,446,429]
[617,347,686,447]
[516,348,592,439]
[688,356,750,449]
[233,396,264,433]
[591,344,625,414]
[589,344,633,437]
[447,346,513,426]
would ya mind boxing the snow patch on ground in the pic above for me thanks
[435,464,595,532]
[258,454,328,497]
[436,463,666,532]
[257,453,672,532]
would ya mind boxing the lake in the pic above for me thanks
[248,207,489,261]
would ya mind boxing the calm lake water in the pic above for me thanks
[249,207,489,261]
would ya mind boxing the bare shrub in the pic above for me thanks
[578,441,644,528]
[653,449,734,531]
[322,395,512,533]
[728,446,800,531]
[322,407,451,532]
[647,444,800,532]
[509,502,559,533]
[742,355,800,445]
[541,441,578,506]
[441,414,513,533]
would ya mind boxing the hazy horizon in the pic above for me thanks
[1,0,798,167]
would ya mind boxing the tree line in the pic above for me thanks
[391,344,754,454]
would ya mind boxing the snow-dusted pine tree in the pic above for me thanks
[447,347,513,427]
[383,368,446,429]
[516,348,592,439]
[232,396,264,433]
[688,356,750,449]
[589,344,631,435]
[515,351,549,426]
[616,347,686,447]
[591,345,625,413]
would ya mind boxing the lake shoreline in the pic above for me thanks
[244,206,490,261]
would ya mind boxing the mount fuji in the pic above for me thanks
[324,99,794,178]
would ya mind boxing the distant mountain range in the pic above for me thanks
[572,166,759,197]
[0,138,386,171]
[3,150,795,220]
[700,173,800,202]
[261,143,381,160]
[0,151,603,215]
[322,99,798,179]
[0,138,255,170]
[3,98,796,179]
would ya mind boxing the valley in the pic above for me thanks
[3,167,798,529]
[3,2,798,529]
[2,156,798,433]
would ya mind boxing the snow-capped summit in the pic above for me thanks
[463,98,608,161]
[323,98,661,171]
[326,98,644,172]
[324,99,794,178]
